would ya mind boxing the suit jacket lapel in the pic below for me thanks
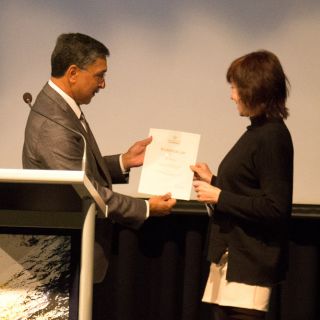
[41,84,113,186]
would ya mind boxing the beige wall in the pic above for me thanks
[1,0,319,203]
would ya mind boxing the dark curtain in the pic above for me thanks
[267,218,320,320]
[93,204,320,320]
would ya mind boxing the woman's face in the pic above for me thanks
[230,83,250,117]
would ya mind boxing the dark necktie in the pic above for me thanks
[80,112,88,132]
[79,112,113,186]
[80,112,97,151]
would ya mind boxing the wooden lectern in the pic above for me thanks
[0,168,107,320]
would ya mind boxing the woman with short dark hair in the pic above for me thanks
[191,50,293,320]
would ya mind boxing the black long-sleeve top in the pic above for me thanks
[208,115,294,286]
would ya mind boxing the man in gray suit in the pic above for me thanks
[23,33,176,317]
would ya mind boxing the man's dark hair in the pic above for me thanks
[226,50,290,119]
[51,33,110,77]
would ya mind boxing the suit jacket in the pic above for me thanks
[23,83,147,282]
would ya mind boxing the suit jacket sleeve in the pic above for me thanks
[103,154,129,184]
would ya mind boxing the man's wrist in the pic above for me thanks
[119,154,130,174]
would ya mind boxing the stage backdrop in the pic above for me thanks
[0,0,319,204]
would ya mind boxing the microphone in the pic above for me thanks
[23,92,87,172]
[23,92,33,107]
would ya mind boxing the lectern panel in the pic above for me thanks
[0,183,82,212]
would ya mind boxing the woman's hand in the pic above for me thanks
[193,180,221,204]
[190,163,214,184]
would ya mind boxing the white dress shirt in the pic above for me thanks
[202,252,271,311]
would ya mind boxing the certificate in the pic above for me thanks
[138,128,200,200]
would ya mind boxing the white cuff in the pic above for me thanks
[145,200,150,219]
[205,203,214,216]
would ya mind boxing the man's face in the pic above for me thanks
[72,57,107,105]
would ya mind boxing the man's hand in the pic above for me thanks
[148,193,177,216]
[190,162,214,184]
[122,136,152,170]
[193,180,221,204]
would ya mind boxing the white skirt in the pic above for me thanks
[202,252,271,312]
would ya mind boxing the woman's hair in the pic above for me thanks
[226,50,290,119]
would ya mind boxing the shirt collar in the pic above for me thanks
[48,79,82,119]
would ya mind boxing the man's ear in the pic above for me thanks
[66,64,80,84]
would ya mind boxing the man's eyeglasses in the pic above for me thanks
[81,68,106,84]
